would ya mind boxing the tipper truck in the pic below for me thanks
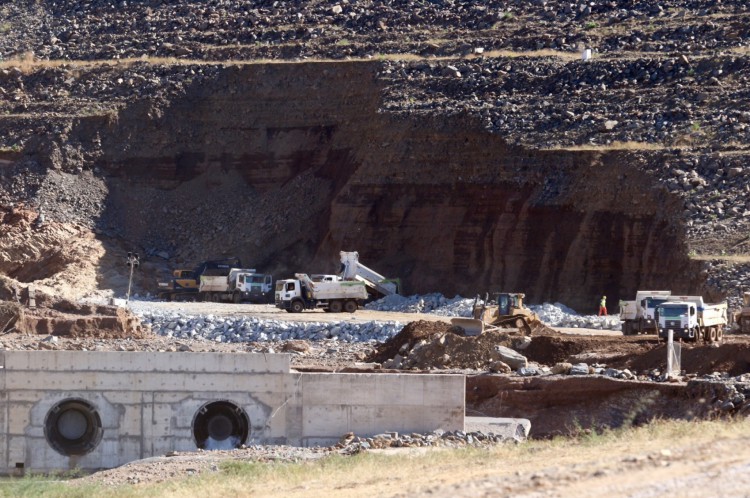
[199,269,273,303]
[619,290,671,335]
[275,273,368,313]
[339,251,399,298]
[655,296,728,343]
[157,257,241,301]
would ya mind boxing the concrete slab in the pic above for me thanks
[465,416,531,440]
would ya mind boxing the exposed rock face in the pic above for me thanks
[26,62,699,311]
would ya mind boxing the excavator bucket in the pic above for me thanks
[451,317,485,336]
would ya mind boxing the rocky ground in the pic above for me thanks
[3,0,750,493]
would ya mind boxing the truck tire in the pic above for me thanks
[622,322,630,336]
[290,300,304,313]
[709,327,718,342]
[232,292,241,304]
[717,327,724,341]
[344,300,358,313]
[329,300,343,313]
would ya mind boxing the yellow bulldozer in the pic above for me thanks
[451,292,542,336]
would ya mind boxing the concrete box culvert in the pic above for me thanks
[0,351,465,473]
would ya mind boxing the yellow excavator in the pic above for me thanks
[451,292,541,336]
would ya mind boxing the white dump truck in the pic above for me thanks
[199,268,274,303]
[619,290,671,335]
[275,273,368,313]
[339,251,399,297]
[655,295,728,342]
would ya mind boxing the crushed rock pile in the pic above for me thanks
[364,293,474,316]
[530,303,622,331]
[137,308,403,344]
[366,294,622,330]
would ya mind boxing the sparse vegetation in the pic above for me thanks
[545,141,668,152]
[2,419,750,497]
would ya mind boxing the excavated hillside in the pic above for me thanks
[1,0,749,311]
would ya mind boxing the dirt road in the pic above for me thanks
[127,300,454,326]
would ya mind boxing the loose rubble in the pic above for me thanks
[137,309,402,345]
[366,294,622,330]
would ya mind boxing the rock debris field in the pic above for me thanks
[136,294,621,345]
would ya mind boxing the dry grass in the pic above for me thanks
[0,45,598,74]
[4,418,750,498]
[544,141,669,152]
[689,254,750,263]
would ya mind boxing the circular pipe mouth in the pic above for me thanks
[192,401,250,450]
[44,399,103,456]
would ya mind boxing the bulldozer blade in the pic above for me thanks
[451,317,485,336]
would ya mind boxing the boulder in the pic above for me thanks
[493,345,528,369]
[569,363,590,375]
[551,362,572,375]
[489,361,511,373]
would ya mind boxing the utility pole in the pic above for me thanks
[126,252,140,304]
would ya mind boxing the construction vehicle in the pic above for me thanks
[451,292,541,336]
[655,295,728,342]
[275,273,368,313]
[734,292,750,334]
[157,257,241,301]
[311,274,341,283]
[339,251,399,298]
[198,269,274,303]
[619,290,671,335]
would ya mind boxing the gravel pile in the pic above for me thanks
[338,428,523,455]
[529,303,622,330]
[137,310,403,344]
[365,293,474,316]
[366,294,622,330]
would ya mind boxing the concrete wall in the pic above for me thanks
[0,351,464,473]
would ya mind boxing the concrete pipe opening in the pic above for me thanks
[192,401,249,450]
[44,399,103,456]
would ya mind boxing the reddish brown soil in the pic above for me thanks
[1,299,148,339]
[616,342,750,377]
[367,320,463,364]
[467,375,709,439]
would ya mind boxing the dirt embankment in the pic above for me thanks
[0,298,147,339]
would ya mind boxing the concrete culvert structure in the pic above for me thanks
[192,401,249,450]
[44,399,103,456]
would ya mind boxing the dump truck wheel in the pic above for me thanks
[290,300,304,313]
[329,300,343,313]
[709,327,718,342]
[717,327,724,341]
[344,300,358,313]
[232,292,241,304]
